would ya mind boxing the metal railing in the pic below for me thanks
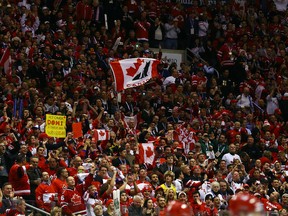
[74,210,87,215]
[186,48,220,78]
[25,203,88,215]
[25,203,50,216]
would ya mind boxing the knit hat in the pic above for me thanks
[263,120,270,127]
[106,199,113,206]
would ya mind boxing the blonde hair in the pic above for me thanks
[51,206,62,216]
[165,188,176,202]
[164,171,175,180]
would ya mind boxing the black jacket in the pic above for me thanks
[128,204,144,216]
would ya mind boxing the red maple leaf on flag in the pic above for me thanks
[71,194,82,205]
[99,130,105,136]
[126,58,144,77]
[146,146,154,158]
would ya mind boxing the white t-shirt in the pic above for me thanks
[221,153,242,166]
[273,0,288,11]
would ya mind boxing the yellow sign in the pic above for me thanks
[45,114,66,138]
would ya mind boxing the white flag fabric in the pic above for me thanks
[93,129,110,141]
[113,189,121,216]
[110,58,159,92]
[138,143,155,165]
[76,173,89,182]
[0,48,12,75]
[123,114,138,129]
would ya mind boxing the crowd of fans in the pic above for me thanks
[1,0,288,215]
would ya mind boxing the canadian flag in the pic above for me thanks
[174,124,198,154]
[123,114,138,129]
[109,58,159,92]
[138,143,155,165]
[0,48,12,75]
[93,129,110,141]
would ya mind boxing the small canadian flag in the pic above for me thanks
[138,143,155,165]
[0,48,12,75]
[93,129,110,141]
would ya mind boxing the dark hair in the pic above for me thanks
[15,154,26,163]
[99,182,109,196]
[164,145,172,150]
[56,167,66,178]
[2,182,12,189]
[157,196,165,202]
[99,165,108,171]
[166,153,174,159]
[174,169,182,179]
[118,147,126,153]
[36,145,45,152]
[143,198,153,208]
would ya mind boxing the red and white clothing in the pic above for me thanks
[76,1,92,21]
[266,94,280,115]
[83,190,103,216]
[60,173,94,215]
[5,209,25,216]
[9,164,30,196]
[222,153,242,166]
[270,122,282,139]
[261,198,283,212]
[20,14,40,37]
[61,187,86,215]
[134,21,150,41]
[229,181,243,193]
[217,43,238,66]
[226,129,240,144]
[191,74,207,87]
[136,180,152,191]
[35,182,57,212]
[51,178,68,200]
[126,0,138,14]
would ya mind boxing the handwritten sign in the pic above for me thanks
[45,114,66,138]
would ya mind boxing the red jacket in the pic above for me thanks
[134,21,150,41]
[51,178,68,200]
[61,187,86,215]
[191,202,207,215]
[60,175,94,216]
[261,197,283,212]
[76,1,92,21]
[217,43,238,66]
[5,209,25,216]
[9,164,30,196]
[35,182,57,212]
[40,160,68,180]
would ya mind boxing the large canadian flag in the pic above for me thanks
[93,129,110,141]
[0,48,12,75]
[138,143,155,165]
[109,58,159,92]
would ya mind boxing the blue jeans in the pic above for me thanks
[164,38,178,49]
